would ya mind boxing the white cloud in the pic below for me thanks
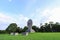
[0,13,15,23]
[35,7,60,24]
[30,7,60,27]
[0,13,29,30]
[45,7,60,23]
[19,14,29,22]
[16,14,29,28]
[0,13,15,30]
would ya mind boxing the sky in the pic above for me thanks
[0,0,60,30]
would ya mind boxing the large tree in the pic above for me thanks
[6,23,18,33]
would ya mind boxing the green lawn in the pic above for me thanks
[0,33,60,40]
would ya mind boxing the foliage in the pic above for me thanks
[6,23,18,33]
[39,22,60,32]
[16,27,23,33]
[0,30,7,34]
[22,26,28,32]
[32,25,39,32]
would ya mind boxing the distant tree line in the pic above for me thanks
[0,22,60,34]
[39,22,60,32]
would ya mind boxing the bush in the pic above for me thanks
[0,30,8,34]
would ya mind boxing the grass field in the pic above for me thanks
[0,33,60,40]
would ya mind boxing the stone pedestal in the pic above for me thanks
[22,32,28,36]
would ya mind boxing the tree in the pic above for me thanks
[0,30,7,34]
[22,26,28,32]
[39,25,45,32]
[45,24,52,32]
[52,22,60,32]
[6,23,18,33]
[45,23,48,26]
[55,22,60,25]
[16,27,23,33]
[32,25,39,32]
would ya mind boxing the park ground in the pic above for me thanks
[0,33,60,40]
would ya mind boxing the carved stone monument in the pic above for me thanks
[26,19,35,33]
[22,19,35,36]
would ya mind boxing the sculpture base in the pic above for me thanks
[26,29,35,33]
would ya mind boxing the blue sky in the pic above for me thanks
[0,0,60,30]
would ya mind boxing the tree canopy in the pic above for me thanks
[6,23,18,33]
